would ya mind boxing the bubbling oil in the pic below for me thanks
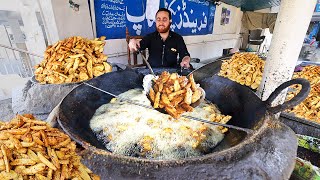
[90,89,231,160]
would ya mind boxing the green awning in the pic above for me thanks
[220,0,281,11]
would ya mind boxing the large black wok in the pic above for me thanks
[194,59,320,169]
[58,69,310,179]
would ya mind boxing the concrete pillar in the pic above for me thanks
[37,0,60,44]
[19,0,47,64]
[257,0,317,105]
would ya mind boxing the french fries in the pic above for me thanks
[0,114,100,179]
[219,53,265,89]
[286,65,320,123]
[148,71,203,118]
[34,36,112,84]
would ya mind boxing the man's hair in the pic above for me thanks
[156,8,172,20]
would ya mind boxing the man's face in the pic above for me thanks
[156,11,171,33]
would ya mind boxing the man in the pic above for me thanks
[310,36,317,46]
[128,8,191,68]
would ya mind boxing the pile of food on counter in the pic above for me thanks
[287,65,320,123]
[148,72,203,118]
[219,53,265,89]
[218,53,320,123]
[0,114,99,180]
[34,36,112,84]
[90,87,231,160]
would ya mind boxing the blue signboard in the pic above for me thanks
[125,0,156,38]
[95,0,216,39]
[316,4,320,12]
[94,0,126,39]
[316,0,320,12]
[165,0,215,36]
[308,22,320,40]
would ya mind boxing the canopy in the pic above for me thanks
[220,0,281,11]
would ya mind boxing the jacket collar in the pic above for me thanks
[156,30,172,40]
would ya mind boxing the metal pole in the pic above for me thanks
[257,0,317,105]
[89,0,97,38]
[0,44,43,58]
[36,0,52,45]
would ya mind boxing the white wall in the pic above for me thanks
[186,3,243,62]
[38,0,94,43]
[0,0,20,11]
[1,0,243,66]
[19,0,46,62]
[0,0,46,60]
[106,3,243,65]
[51,0,94,40]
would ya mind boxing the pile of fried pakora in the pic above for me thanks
[287,65,320,123]
[0,114,99,179]
[148,72,203,118]
[34,36,112,84]
[219,53,265,89]
[218,53,320,123]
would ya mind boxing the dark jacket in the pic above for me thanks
[139,31,190,68]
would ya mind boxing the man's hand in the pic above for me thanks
[128,39,140,52]
[180,56,191,68]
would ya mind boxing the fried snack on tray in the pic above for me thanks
[0,114,100,180]
[34,36,112,84]
[148,71,203,118]
[219,53,265,89]
[286,65,320,123]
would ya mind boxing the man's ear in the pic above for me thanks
[170,19,172,23]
